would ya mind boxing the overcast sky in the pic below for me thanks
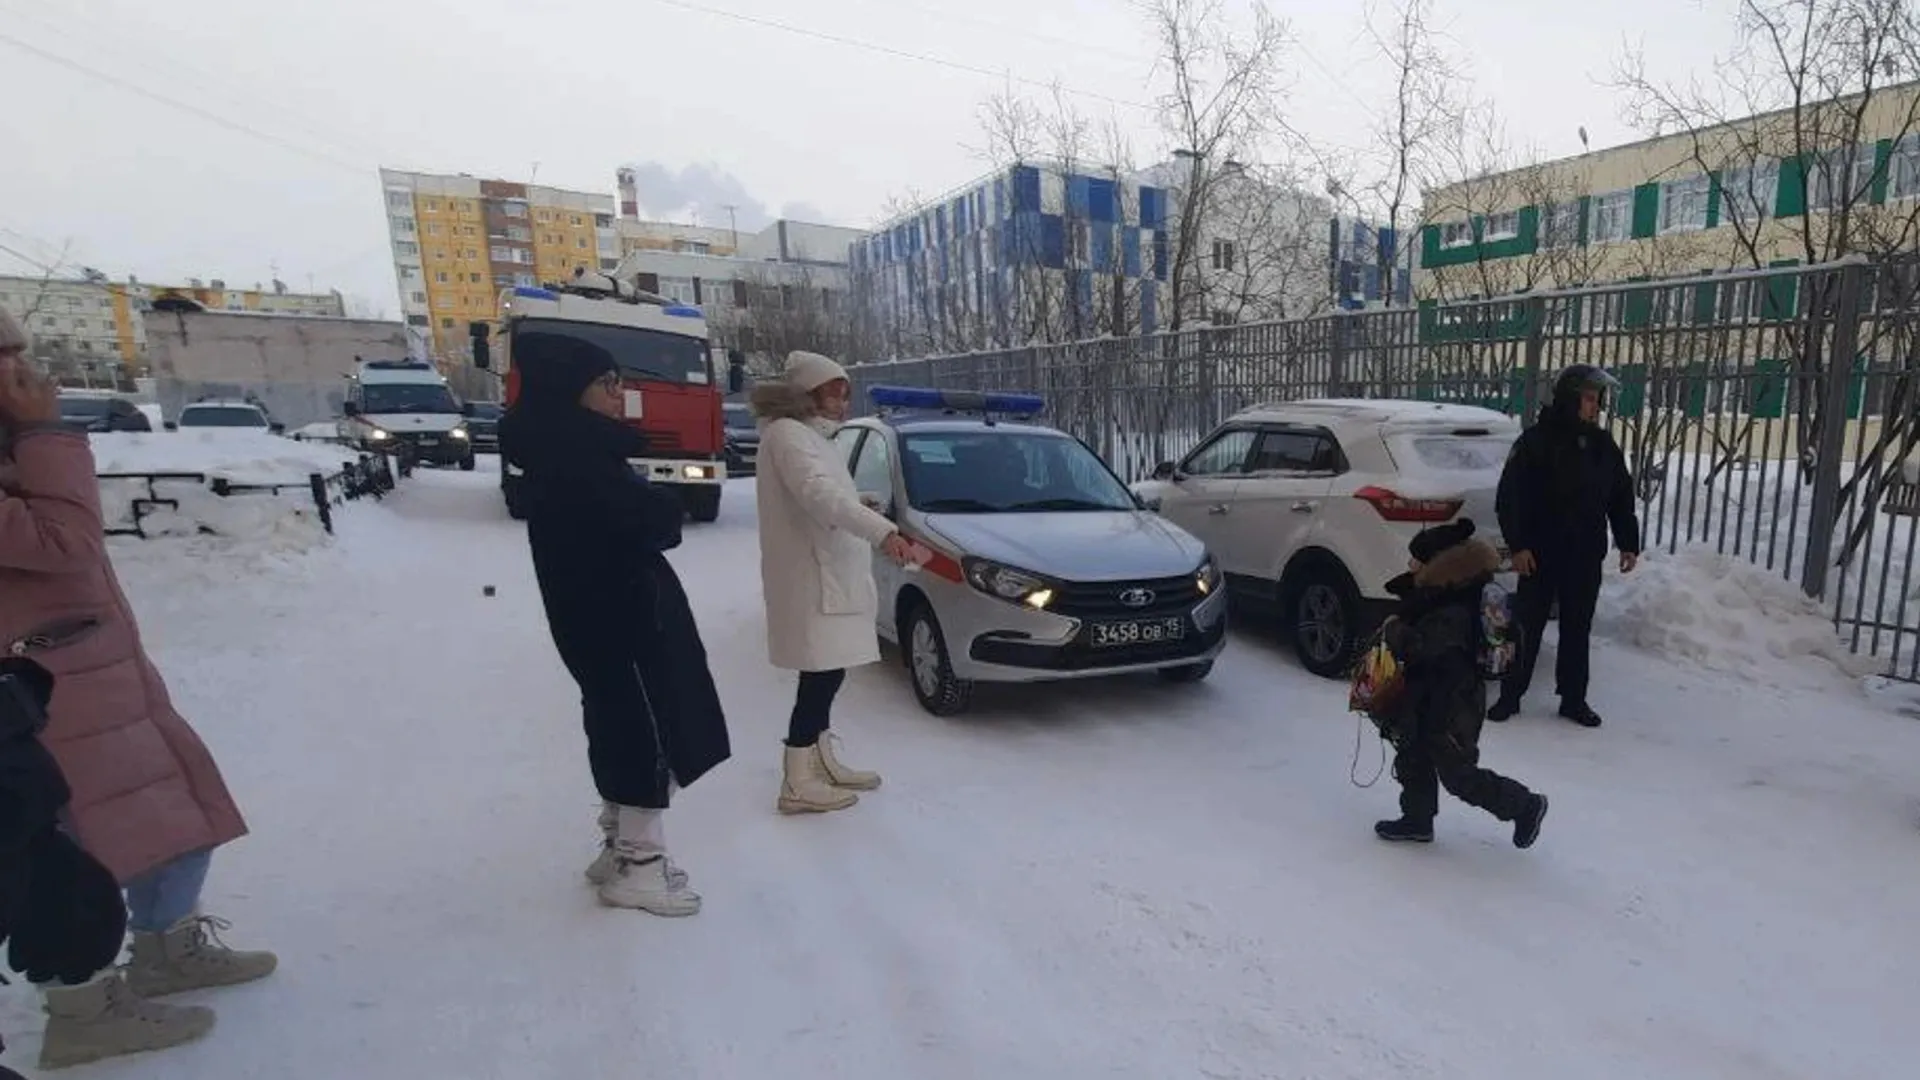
[0,0,1735,316]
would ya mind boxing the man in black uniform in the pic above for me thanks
[1490,364,1641,728]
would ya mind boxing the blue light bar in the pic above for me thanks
[512,286,559,302]
[868,385,1046,416]
[662,304,703,318]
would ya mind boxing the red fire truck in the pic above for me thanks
[474,271,741,522]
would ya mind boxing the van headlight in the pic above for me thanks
[450,426,470,440]
[369,428,391,441]
[1195,556,1221,595]
[962,557,1053,609]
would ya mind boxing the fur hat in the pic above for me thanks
[782,350,847,393]
[1409,518,1476,564]
[0,306,30,354]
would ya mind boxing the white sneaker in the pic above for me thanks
[594,805,700,916]
[777,743,858,814]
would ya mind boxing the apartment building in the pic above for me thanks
[0,272,344,373]
[379,168,621,360]
[1416,80,1920,303]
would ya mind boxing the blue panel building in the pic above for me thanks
[850,163,1170,358]
[1329,214,1416,310]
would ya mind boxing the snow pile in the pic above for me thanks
[1594,545,1881,686]
[89,430,358,485]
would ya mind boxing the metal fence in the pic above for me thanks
[99,451,406,539]
[846,256,1920,680]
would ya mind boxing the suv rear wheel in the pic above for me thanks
[1288,562,1363,679]
[905,603,973,716]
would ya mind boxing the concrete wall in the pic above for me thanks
[143,310,410,429]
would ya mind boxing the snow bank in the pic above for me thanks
[90,430,358,486]
[1594,545,1881,688]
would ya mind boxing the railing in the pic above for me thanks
[846,256,1920,680]
[99,452,404,539]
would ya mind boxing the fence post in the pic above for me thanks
[308,472,334,535]
[1800,262,1868,599]
[1330,313,1351,396]
[1519,295,1548,419]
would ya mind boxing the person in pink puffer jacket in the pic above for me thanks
[0,309,275,1071]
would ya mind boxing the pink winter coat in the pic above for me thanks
[0,427,245,882]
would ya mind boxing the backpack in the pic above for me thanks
[1476,580,1518,680]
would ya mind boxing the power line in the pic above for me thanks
[643,0,1153,113]
[0,29,368,175]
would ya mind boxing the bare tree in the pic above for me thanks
[1142,0,1290,332]
[717,265,850,367]
[1361,0,1468,306]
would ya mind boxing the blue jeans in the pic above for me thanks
[124,849,212,934]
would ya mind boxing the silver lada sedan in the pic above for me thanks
[837,387,1228,715]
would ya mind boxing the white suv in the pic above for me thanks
[1133,398,1518,678]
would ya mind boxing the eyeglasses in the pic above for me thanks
[595,372,621,393]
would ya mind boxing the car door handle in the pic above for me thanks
[1290,501,1315,513]
[1207,503,1230,515]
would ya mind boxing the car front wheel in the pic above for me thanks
[905,604,973,716]
[1291,567,1362,679]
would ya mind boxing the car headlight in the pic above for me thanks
[369,428,391,441]
[1195,556,1222,595]
[682,464,713,479]
[450,426,470,440]
[963,557,1053,609]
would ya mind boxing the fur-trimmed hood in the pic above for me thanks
[1386,536,1502,601]
[748,380,818,424]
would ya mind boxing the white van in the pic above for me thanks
[339,359,474,470]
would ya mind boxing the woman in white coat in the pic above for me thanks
[750,351,914,814]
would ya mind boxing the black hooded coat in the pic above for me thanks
[497,347,730,808]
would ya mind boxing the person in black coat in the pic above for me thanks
[497,335,730,918]
[1491,364,1642,728]
[1374,520,1549,848]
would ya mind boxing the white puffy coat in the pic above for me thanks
[753,392,896,673]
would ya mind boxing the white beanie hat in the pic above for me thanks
[783,350,847,393]
[0,306,29,353]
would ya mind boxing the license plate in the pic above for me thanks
[418,437,439,446]
[1091,617,1186,647]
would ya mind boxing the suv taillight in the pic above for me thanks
[1353,485,1463,523]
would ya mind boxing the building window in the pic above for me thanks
[1543,202,1581,247]
[659,276,697,305]
[577,237,589,249]
[386,190,412,210]
[1588,190,1633,244]
[1439,221,1473,249]
[490,245,516,262]
[1721,161,1780,222]
[395,241,419,257]
[427,223,442,236]
[673,240,711,255]
[440,317,454,329]
[410,291,427,303]
[436,271,450,283]
[434,296,453,309]
[1210,239,1237,271]
[427,200,440,212]
[1481,210,1521,243]
[514,273,537,287]
[570,215,583,226]
[507,226,531,242]
[390,216,416,235]
[1660,174,1711,233]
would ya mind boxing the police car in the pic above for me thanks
[844,386,1228,716]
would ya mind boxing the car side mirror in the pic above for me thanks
[462,402,476,417]
[269,422,286,435]
[342,401,361,418]
[1151,460,1177,481]
[163,421,178,431]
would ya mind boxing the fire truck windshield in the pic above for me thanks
[513,317,711,387]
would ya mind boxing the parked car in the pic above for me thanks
[1133,398,1519,678]
[840,386,1228,716]
[723,402,758,476]
[463,401,503,454]
[56,389,152,433]
[174,399,284,434]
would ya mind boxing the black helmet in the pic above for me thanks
[1550,364,1620,418]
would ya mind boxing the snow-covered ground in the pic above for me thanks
[5,461,1919,1079]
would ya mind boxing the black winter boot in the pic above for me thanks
[1512,794,1549,849]
[1558,701,1602,727]
[1487,698,1519,723]
[1374,818,1434,843]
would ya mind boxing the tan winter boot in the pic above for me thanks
[587,801,687,889]
[596,805,701,917]
[125,915,278,999]
[778,743,859,814]
[38,970,215,1070]
[816,732,882,791]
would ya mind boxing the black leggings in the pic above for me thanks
[786,669,846,748]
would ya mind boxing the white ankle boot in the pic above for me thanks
[816,732,881,790]
[778,743,859,814]
[596,805,700,917]
[586,800,687,888]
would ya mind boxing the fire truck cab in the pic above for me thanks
[477,272,738,522]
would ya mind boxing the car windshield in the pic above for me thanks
[179,406,267,428]
[467,403,503,420]
[511,317,711,386]
[363,383,460,414]
[723,405,755,432]
[901,430,1137,513]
